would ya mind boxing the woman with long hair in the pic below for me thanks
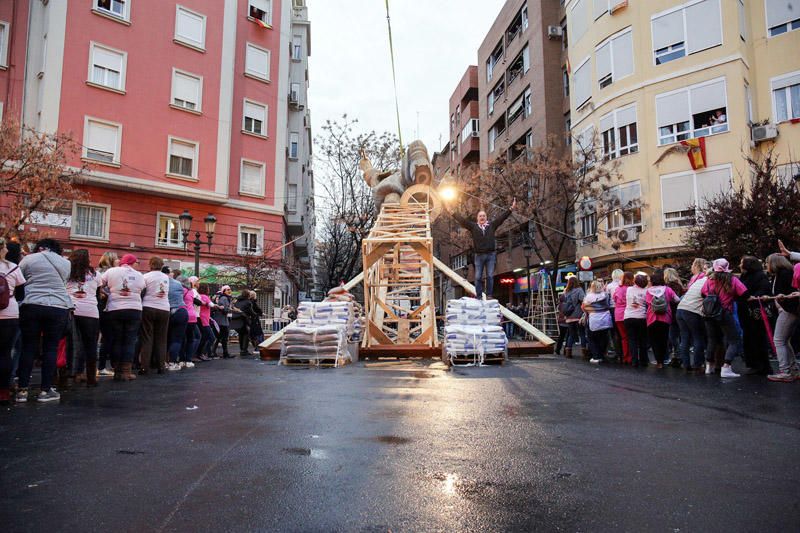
[663,268,685,365]
[0,238,26,404]
[613,272,634,364]
[196,283,214,360]
[582,280,613,364]
[765,253,799,382]
[677,258,710,372]
[738,256,772,375]
[624,272,649,367]
[701,258,748,377]
[96,251,119,376]
[645,269,681,369]
[67,249,100,386]
[562,275,587,358]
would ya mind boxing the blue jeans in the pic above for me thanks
[168,308,189,363]
[182,322,200,362]
[677,309,706,369]
[108,309,142,364]
[474,252,496,299]
[566,321,587,349]
[18,304,69,391]
[197,324,213,357]
[705,309,741,364]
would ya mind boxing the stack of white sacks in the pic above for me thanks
[281,301,355,365]
[444,297,508,365]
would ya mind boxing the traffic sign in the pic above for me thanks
[578,256,593,271]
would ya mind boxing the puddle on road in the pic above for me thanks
[116,450,146,455]
[411,371,438,379]
[427,471,495,497]
[282,447,327,459]
[371,435,412,445]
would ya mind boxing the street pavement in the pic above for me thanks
[1,356,799,532]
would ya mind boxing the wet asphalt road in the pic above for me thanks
[1,356,799,533]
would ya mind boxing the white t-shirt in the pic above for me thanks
[141,271,171,311]
[677,277,707,316]
[101,265,146,312]
[0,260,26,320]
[66,273,100,319]
[623,285,648,320]
[605,281,620,308]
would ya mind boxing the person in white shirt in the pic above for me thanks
[605,269,624,361]
[139,256,171,374]
[0,238,26,404]
[101,254,145,381]
[623,272,650,367]
[66,249,100,386]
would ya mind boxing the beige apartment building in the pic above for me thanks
[566,0,800,272]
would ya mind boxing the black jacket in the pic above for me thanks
[452,209,512,254]
[772,268,798,314]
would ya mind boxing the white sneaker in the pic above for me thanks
[590,358,602,364]
[720,365,740,378]
[705,363,715,375]
[182,362,195,369]
[167,363,181,371]
[98,368,114,377]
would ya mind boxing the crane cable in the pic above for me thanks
[384,0,404,157]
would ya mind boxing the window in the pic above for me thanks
[289,132,299,159]
[171,69,202,111]
[772,71,800,123]
[167,137,198,179]
[0,21,9,68]
[656,78,728,145]
[572,57,591,108]
[83,117,121,164]
[238,225,263,255]
[72,202,109,240]
[522,6,528,30]
[570,0,588,45]
[776,162,800,184]
[245,43,270,81]
[661,166,730,228]
[579,201,597,242]
[461,118,479,139]
[767,0,800,36]
[292,35,302,60]
[738,0,747,41]
[287,184,298,211]
[157,214,182,248]
[240,159,265,196]
[249,0,272,25]
[561,17,568,50]
[565,112,572,147]
[451,253,467,270]
[488,79,504,115]
[600,105,638,160]
[94,0,128,21]
[652,0,722,65]
[88,43,126,91]
[523,87,532,118]
[243,99,267,136]
[596,28,633,89]
[174,5,206,50]
[575,125,596,170]
[290,82,300,104]
[562,66,570,97]
[486,41,503,82]
[607,182,641,230]
[508,92,525,126]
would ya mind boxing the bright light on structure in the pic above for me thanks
[438,185,458,202]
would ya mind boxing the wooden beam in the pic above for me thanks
[431,257,554,345]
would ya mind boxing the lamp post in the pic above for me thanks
[178,209,217,276]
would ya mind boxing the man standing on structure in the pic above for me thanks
[448,199,516,300]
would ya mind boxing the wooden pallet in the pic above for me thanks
[280,356,351,368]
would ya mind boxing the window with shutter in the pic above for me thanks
[245,43,270,80]
[573,57,592,108]
[249,0,271,24]
[766,0,800,36]
[238,225,263,255]
[289,132,299,159]
[0,23,7,68]
[90,44,125,90]
[168,138,197,178]
[243,100,267,135]
[240,160,265,196]
[771,71,800,122]
[175,6,206,50]
[95,0,128,21]
[661,166,731,227]
[85,119,120,163]
[570,0,588,45]
[172,70,202,111]
[652,0,721,65]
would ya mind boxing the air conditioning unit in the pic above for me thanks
[752,123,778,143]
[547,25,563,39]
[617,227,638,243]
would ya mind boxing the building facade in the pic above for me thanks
[0,0,314,310]
[448,65,480,177]
[566,0,800,272]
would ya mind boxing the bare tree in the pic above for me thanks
[315,116,400,292]
[0,118,88,241]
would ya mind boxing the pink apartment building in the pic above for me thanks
[0,0,314,307]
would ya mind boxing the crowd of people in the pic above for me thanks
[0,237,269,404]
[554,243,800,382]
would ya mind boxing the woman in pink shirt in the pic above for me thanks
[645,269,681,369]
[196,283,214,361]
[66,249,100,386]
[180,277,199,368]
[701,258,748,378]
[612,271,634,364]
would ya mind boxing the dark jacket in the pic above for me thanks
[772,268,798,315]
[563,287,585,320]
[452,209,512,254]
[211,293,232,327]
[739,269,772,321]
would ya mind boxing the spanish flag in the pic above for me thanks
[253,18,272,29]
[680,137,706,170]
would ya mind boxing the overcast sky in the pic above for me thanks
[307,0,505,158]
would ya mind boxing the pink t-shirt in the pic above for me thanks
[0,261,26,320]
[612,285,629,322]
[141,271,171,311]
[624,285,648,320]
[67,273,100,319]
[183,287,198,323]
[101,265,146,312]
[701,277,748,312]
[645,286,680,326]
[198,294,212,326]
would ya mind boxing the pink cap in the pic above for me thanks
[120,254,138,266]
[712,258,731,273]
[188,276,199,284]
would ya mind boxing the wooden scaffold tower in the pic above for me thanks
[527,270,560,341]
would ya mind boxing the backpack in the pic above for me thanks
[650,291,668,315]
[702,287,724,320]
[0,265,19,310]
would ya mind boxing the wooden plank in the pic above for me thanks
[368,320,394,345]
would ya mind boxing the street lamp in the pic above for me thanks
[179,209,217,276]
[522,237,533,312]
